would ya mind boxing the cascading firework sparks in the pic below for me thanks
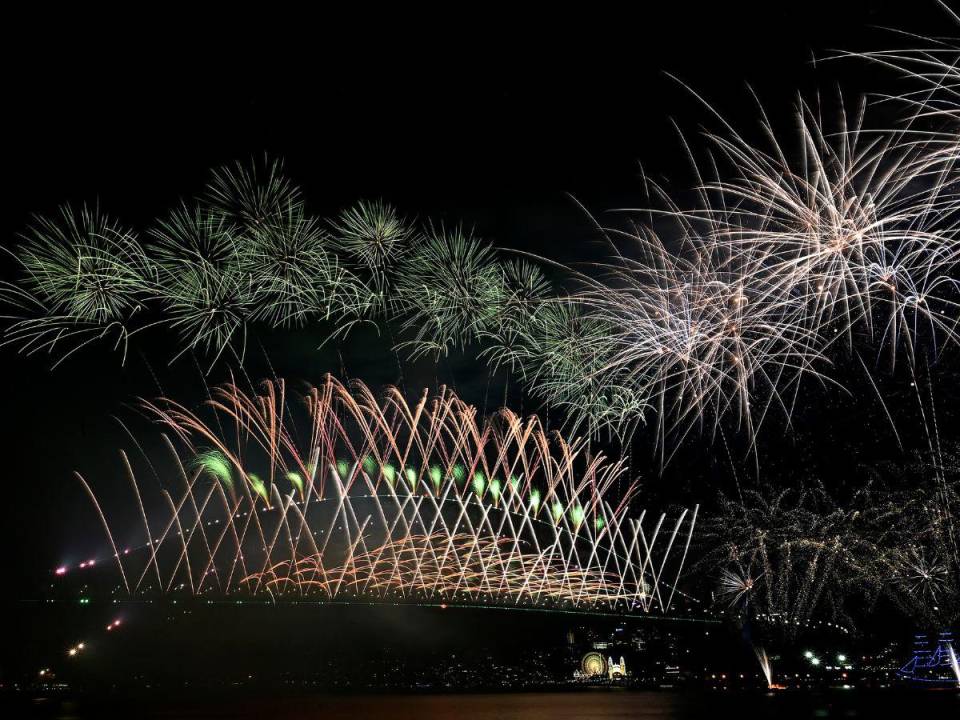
[79,376,697,612]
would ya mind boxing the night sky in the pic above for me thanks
[2,2,959,675]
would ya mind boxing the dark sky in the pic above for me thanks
[2,1,958,619]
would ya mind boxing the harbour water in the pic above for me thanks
[8,689,960,719]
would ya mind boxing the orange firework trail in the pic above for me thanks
[81,376,697,612]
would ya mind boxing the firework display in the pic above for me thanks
[10,7,960,703]
[78,377,696,611]
[4,37,960,451]
[699,453,960,634]
[570,95,960,449]
[698,484,892,633]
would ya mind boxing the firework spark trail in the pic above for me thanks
[700,100,960,361]
[565,89,960,457]
[80,377,696,612]
[755,646,773,689]
[949,643,960,686]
